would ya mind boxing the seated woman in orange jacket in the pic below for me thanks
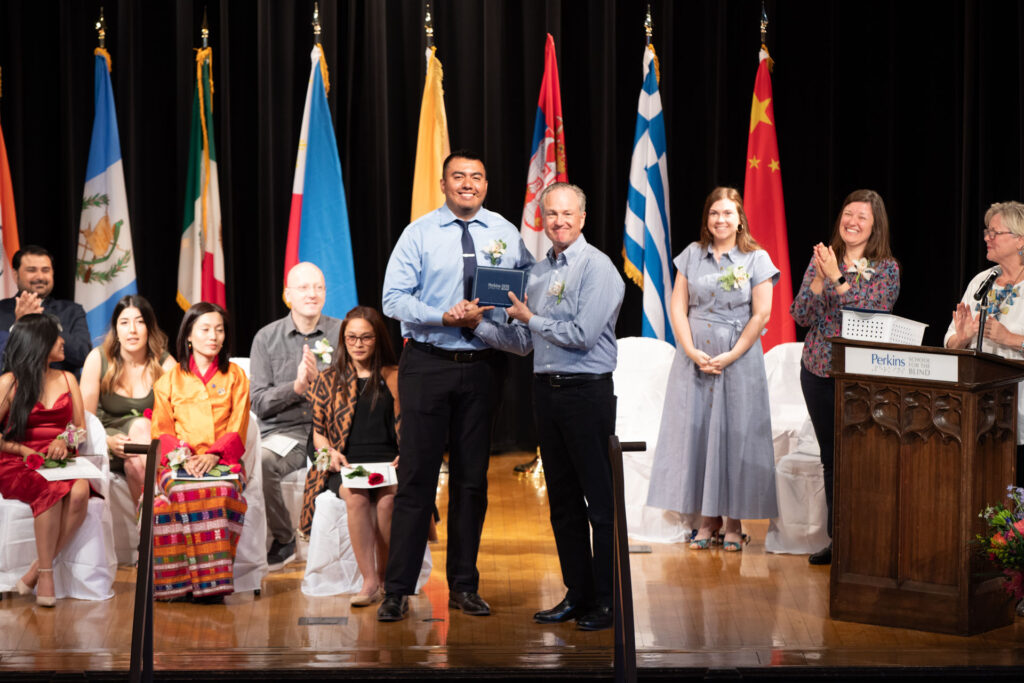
[150,302,250,604]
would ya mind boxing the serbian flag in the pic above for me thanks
[410,46,450,222]
[520,33,568,261]
[0,117,19,298]
[743,46,795,350]
[283,45,357,319]
[75,48,138,346]
[177,46,225,310]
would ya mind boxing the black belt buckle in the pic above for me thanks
[453,351,475,363]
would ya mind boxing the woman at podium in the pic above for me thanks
[790,190,900,565]
[647,187,780,552]
[944,200,1024,486]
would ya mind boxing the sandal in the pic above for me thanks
[688,525,723,550]
[723,533,750,552]
[35,568,55,607]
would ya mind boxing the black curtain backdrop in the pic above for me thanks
[1,0,1023,451]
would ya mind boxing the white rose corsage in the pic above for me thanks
[483,239,507,266]
[314,447,331,473]
[717,265,750,291]
[166,440,192,469]
[55,422,88,453]
[312,338,334,365]
[846,258,876,282]
[547,279,566,304]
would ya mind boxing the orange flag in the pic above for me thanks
[743,46,794,351]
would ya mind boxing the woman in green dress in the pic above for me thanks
[80,295,176,502]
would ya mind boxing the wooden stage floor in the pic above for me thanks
[1,453,1023,680]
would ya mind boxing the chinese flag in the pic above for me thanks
[744,47,795,351]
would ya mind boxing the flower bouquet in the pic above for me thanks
[976,485,1024,604]
[167,440,241,480]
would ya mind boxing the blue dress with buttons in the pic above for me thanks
[647,242,780,520]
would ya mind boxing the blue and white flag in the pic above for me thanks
[622,44,673,345]
[75,49,136,346]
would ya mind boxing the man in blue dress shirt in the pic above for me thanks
[377,151,533,622]
[457,182,625,631]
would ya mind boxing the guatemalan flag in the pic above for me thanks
[520,33,568,261]
[623,44,673,345]
[178,46,226,311]
[284,44,357,319]
[75,48,137,345]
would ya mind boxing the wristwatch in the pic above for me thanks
[835,274,847,286]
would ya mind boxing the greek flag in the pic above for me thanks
[75,49,137,345]
[622,44,673,345]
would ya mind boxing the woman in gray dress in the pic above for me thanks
[646,187,779,551]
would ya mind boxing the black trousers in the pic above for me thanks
[533,376,615,609]
[800,366,835,538]
[384,344,506,595]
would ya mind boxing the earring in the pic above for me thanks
[187,340,193,351]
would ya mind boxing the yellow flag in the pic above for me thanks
[410,47,450,222]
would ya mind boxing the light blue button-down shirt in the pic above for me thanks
[475,234,624,373]
[382,204,534,351]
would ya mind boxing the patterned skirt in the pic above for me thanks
[152,467,247,600]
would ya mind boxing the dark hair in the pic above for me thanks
[100,295,169,394]
[829,189,894,263]
[698,186,763,253]
[442,149,486,177]
[177,302,230,374]
[336,306,397,409]
[12,245,53,271]
[1,313,61,440]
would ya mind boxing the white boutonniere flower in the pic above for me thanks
[547,279,566,304]
[312,338,334,365]
[167,440,192,469]
[846,258,876,282]
[483,239,507,266]
[314,447,331,473]
[717,265,750,291]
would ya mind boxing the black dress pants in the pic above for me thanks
[533,375,615,609]
[800,366,835,538]
[384,344,506,595]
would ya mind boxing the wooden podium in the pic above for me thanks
[829,338,1020,635]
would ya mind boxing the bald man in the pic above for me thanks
[250,262,343,571]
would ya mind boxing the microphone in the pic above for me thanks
[973,266,1002,301]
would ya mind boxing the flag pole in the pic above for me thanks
[96,7,106,48]
[312,1,322,46]
[425,2,435,49]
[644,4,652,46]
[760,1,774,71]
[201,7,209,49]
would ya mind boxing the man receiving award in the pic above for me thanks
[452,182,625,631]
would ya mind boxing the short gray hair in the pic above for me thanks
[986,201,1024,238]
[538,182,587,214]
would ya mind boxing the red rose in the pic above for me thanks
[368,472,384,486]
[25,453,45,470]
[228,463,242,474]
[143,408,153,419]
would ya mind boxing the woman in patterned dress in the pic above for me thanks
[944,201,1024,487]
[790,189,900,565]
[647,187,780,552]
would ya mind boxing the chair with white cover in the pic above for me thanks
[612,336,693,544]
[0,411,117,600]
[762,342,831,554]
[302,489,432,597]
[232,411,269,593]
[282,466,309,561]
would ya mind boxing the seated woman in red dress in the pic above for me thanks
[0,313,91,607]
[151,302,250,603]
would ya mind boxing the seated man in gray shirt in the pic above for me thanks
[250,262,342,571]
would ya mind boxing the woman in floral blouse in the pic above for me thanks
[790,189,900,565]
[944,201,1024,487]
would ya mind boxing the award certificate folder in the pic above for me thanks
[472,266,526,308]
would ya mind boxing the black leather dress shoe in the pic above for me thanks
[448,591,491,616]
[808,544,832,565]
[533,598,584,624]
[376,593,409,622]
[576,605,613,631]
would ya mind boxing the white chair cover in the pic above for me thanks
[301,490,431,596]
[0,411,116,599]
[612,336,693,544]
[108,472,139,565]
[764,342,815,462]
[282,467,309,561]
[233,411,269,592]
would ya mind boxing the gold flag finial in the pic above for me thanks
[425,2,435,48]
[201,6,209,49]
[96,7,107,49]
[644,4,653,45]
[760,1,768,45]
[312,2,322,45]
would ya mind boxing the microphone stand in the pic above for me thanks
[973,270,1001,352]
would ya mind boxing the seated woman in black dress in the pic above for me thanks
[298,306,399,607]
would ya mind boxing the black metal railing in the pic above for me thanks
[125,439,158,683]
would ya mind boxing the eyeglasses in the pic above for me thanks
[983,228,1015,240]
[344,334,376,345]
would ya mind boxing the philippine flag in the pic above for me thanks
[284,44,357,319]
[75,48,137,345]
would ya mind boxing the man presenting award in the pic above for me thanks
[454,182,625,631]
[378,151,533,622]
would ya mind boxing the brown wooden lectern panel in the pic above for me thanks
[829,338,1019,635]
